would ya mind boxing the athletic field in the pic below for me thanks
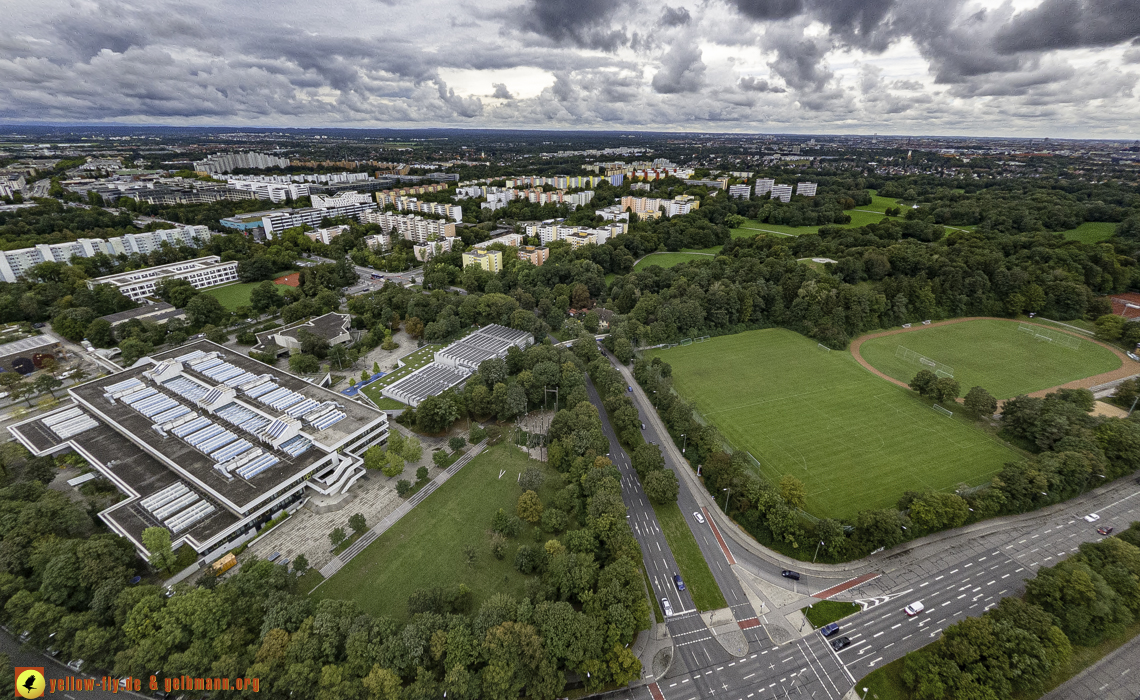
[647,329,1019,518]
[857,319,1120,400]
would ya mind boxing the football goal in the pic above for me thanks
[932,404,954,417]
[895,345,954,378]
[817,343,831,352]
[1017,323,1081,350]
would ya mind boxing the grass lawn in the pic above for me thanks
[360,345,441,406]
[729,192,904,241]
[855,656,909,700]
[312,442,563,620]
[651,501,727,611]
[633,252,716,271]
[803,600,860,628]
[202,282,260,311]
[1057,221,1117,244]
[648,329,1020,519]
[857,319,1120,400]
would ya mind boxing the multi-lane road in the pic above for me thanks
[591,349,1140,700]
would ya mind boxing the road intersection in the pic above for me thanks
[592,349,1140,700]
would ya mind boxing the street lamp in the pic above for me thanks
[861,688,869,699]
[722,487,731,513]
[813,540,824,563]
[681,433,687,453]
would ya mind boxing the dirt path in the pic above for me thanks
[847,317,1138,405]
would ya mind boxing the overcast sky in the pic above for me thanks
[1,0,1138,137]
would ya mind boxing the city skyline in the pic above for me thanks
[1,0,1138,138]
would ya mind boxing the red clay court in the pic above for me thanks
[1110,293,1140,319]
[274,272,300,287]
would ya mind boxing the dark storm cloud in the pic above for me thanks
[651,42,706,93]
[660,6,692,27]
[738,76,785,92]
[731,0,805,22]
[993,0,1140,53]
[516,0,630,51]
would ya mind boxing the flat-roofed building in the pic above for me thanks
[100,302,187,328]
[87,256,239,302]
[253,312,352,356]
[796,182,818,197]
[8,340,388,562]
[462,249,503,273]
[771,184,793,202]
[728,184,752,199]
[519,245,549,266]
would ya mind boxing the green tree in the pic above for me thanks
[186,294,227,327]
[348,513,367,536]
[934,377,961,404]
[329,527,346,547]
[52,307,97,341]
[909,369,937,397]
[84,318,115,348]
[517,490,544,524]
[433,450,450,468]
[778,474,808,509]
[155,278,199,307]
[289,353,320,374]
[363,445,388,470]
[643,469,679,504]
[142,527,176,572]
[33,374,62,398]
[1095,314,1126,341]
[964,386,998,417]
[908,491,970,532]
[490,532,507,559]
[382,452,405,477]
[250,281,282,313]
[416,466,428,482]
[402,435,423,463]
[519,465,545,492]
[448,436,466,452]
[396,479,413,497]
[416,394,458,433]
[631,442,665,477]
[292,554,309,573]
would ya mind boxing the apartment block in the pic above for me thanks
[728,184,752,199]
[796,182,818,197]
[462,249,503,273]
[363,232,393,252]
[227,180,310,203]
[619,195,699,219]
[260,202,376,238]
[87,256,240,302]
[359,210,457,244]
[193,152,290,175]
[754,179,776,196]
[414,237,453,262]
[311,192,374,208]
[305,225,351,245]
[519,246,549,266]
[770,184,793,202]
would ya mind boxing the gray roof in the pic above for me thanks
[276,312,351,342]
[0,332,61,357]
[99,302,181,325]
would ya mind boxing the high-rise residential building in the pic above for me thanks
[796,182,818,197]
[461,249,503,273]
[86,256,239,302]
[193,152,290,175]
[728,184,752,199]
[359,211,456,244]
[754,179,776,196]
[519,246,549,266]
[0,226,213,283]
[310,192,374,208]
[305,225,351,245]
[414,237,453,262]
[260,202,377,238]
[226,180,310,203]
[619,195,699,219]
[770,184,793,203]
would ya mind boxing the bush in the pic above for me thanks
[490,532,507,559]
[329,527,346,547]
[396,479,412,497]
[517,490,543,524]
[433,450,450,468]
[416,466,428,482]
[514,544,541,574]
[448,436,466,451]
[469,425,488,443]
[236,332,257,345]
[519,466,545,492]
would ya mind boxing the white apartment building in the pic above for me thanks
[413,237,453,262]
[0,225,213,283]
[193,152,290,175]
[728,184,752,200]
[226,180,310,203]
[473,233,524,249]
[87,256,239,302]
[311,192,373,208]
[363,233,393,252]
[796,182,818,197]
[480,190,517,211]
[306,225,351,245]
[597,205,631,222]
[771,184,793,203]
[359,210,457,244]
[619,195,699,219]
[391,197,462,222]
[521,221,625,246]
[261,202,376,238]
[754,179,776,197]
[228,172,369,185]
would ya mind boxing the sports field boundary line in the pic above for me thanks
[849,317,1133,406]
[735,225,796,237]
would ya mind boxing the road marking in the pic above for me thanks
[891,623,901,629]
[920,582,929,587]
[873,632,884,638]
[934,575,944,581]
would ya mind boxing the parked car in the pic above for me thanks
[1084,513,1101,522]
[673,573,686,591]
[905,602,925,616]
[627,385,633,392]
[781,570,801,581]
[1097,526,1114,535]
[661,598,674,617]
[820,623,840,638]
[67,659,84,672]
[18,630,30,643]
[693,511,706,524]
[641,422,646,430]
[831,636,851,651]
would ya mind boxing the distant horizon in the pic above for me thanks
[0,122,1135,144]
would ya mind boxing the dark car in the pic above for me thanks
[820,623,840,638]
[831,636,851,651]
[627,385,633,392]
[781,570,801,581]
[673,573,685,591]
[1097,526,1114,536]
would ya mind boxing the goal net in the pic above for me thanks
[932,404,953,417]
[817,343,831,352]
[895,345,954,377]
[1017,323,1081,350]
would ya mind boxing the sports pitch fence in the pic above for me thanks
[895,345,954,377]
[1018,323,1081,350]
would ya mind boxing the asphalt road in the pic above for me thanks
[0,628,134,699]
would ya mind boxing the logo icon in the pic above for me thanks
[15,668,45,699]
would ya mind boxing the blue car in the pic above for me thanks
[820,623,840,638]
[673,573,685,591]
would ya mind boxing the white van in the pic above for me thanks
[905,602,925,616]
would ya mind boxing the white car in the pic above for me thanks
[904,602,925,617]
[1084,513,1101,523]
[661,598,674,617]
[693,511,706,524]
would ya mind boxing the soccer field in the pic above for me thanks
[647,329,1019,519]
[857,319,1121,400]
